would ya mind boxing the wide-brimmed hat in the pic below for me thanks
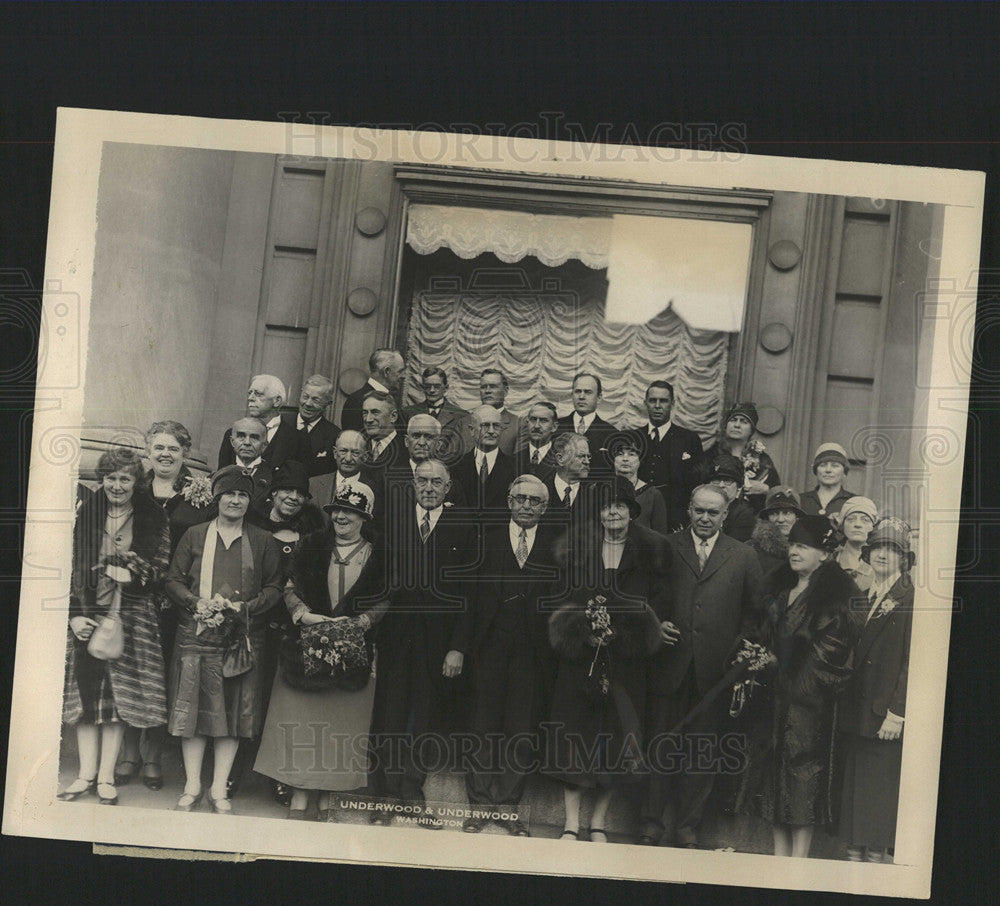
[724,402,759,432]
[595,475,642,519]
[759,485,805,518]
[323,482,375,520]
[211,464,255,498]
[270,460,311,498]
[711,454,745,485]
[861,516,915,570]
[787,514,839,552]
[812,442,850,474]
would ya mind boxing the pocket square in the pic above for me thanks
[317,450,328,457]
[682,452,692,461]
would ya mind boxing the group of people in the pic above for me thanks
[59,347,913,863]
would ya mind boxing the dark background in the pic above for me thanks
[1,2,997,903]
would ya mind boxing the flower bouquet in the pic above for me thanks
[193,591,242,636]
[728,639,775,718]
[741,438,767,485]
[299,618,369,678]
[181,474,214,509]
[98,549,156,587]
[586,595,613,697]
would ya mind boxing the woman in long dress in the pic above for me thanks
[59,447,171,806]
[837,517,914,863]
[116,420,216,791]
[164,465,282,813]
[254,483,388,819]
[737,515,859,857]
[547,477,665,842]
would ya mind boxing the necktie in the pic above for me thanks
[515,528,528,568]
[698,539,710,572]
[650,427,659,442]
[420,511,432,542]
[576,417,586,435]
[479,454,489,488]
[531,448,540,465]
[563,486,573,507]
[371,439,381,460]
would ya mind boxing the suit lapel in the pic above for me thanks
[675,531,701,578]
[699,535,733,580]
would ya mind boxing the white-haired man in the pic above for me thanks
[218,374,307,470]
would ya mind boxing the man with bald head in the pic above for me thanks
[451,474,563,835]
[218,373,308,469]
[370,458,479,823]
[228,416,277,507]
[309,428,368,505]
[467,368,523,455]
[453,405,518,516]
[340,347,406,433]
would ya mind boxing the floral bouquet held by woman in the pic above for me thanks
[192,584,242,636]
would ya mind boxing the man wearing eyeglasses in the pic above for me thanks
[450,474,563,836]
[402,366,473,459]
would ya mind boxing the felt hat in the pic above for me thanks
[861,516,915,570]
[787,514,839,552]
[712,454,746,485]
[724,401,759,432]
[595,475,642,519]
[838,495,878,525]
[270,460,311,498]
[759,485,805,519]
[812,442,850,473]
[323,482,375,521]
[211,464,255,498]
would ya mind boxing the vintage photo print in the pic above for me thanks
[3,108,984,898]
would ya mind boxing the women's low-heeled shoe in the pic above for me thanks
[114,759,141,786]
[57,778,97,801]
[97,782,118,805]
[174,791,203,812]
[207,794,233,814]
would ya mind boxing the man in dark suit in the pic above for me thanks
[217,374,308,470]
[638,484,762,848]
[632,380,704,530]
[452,405,518,519]
[288,374,340,477]
[401,366,472,462]
[227,416,277,509]
[556,372,616,474]
[471,368,523,455]
[541,433,599,532]
[358,391,408,523]
[451,474,562,836]
[369,459,479,825]
[339,347,405,433]
[515,401,560,480]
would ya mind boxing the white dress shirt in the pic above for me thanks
[691,529,719,561]
[509,521,538,558]
[475,446,499,475]
[528,441,552,463]
[575,412,596,434]
[415,503,444,535]
[553,473,579,505]
[265,414,281,443]
[647,420,673,443]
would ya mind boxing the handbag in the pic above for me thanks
[222,604,254,678]
[88,578,125,661]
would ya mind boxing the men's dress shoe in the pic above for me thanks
[462,815,487,833]
[636,833,660,846]
[174,791,203,812]
[97,782,118,805]
[141,765,163,791]
[273,781,292,805]
[57,778,96,801]
[417,814,443,830]
[114,759,140,786]
[503,819,530,837]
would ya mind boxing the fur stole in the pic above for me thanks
[548,599,662,662]
[750,519,788,560]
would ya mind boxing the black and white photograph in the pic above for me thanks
[2,108,983,898]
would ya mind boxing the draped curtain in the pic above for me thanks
[401,252,728,445]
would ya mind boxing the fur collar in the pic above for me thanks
[763,558,860,618]
[750,519,789,558]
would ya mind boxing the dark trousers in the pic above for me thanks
[465,631,538,808]
[642,664,723,844]
[369,627,438,804]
